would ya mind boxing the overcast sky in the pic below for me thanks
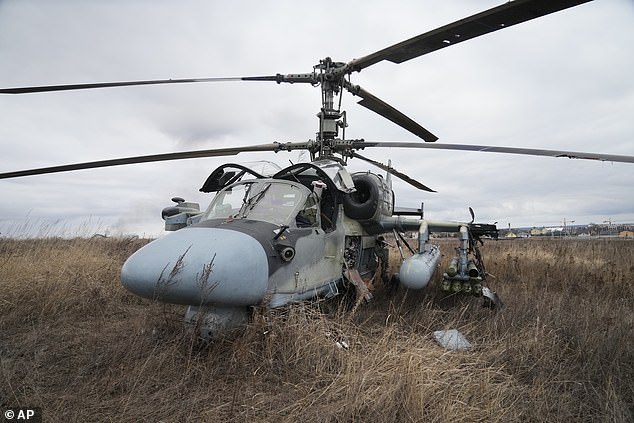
[1,0,632,237]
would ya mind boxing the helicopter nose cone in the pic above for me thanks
[121,227,268,306]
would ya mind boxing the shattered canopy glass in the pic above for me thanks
[202,180,309,226]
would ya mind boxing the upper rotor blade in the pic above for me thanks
[0,142,307,179]
[352,152,436,192]
[348,0,593,71]
[354,141,634,164]
[348,84,438,142]
[0,75,282,94]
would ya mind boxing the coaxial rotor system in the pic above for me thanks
[2,0,630,190]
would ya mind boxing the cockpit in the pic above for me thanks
[201,180,318,227]
[198,160,354,232]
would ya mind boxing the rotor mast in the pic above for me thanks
[262,58,351,162]
[314,57,348,161]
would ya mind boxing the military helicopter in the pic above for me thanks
[2,0,633,337]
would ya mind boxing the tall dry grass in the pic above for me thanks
[0,236,632,422]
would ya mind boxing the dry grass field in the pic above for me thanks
[1,236,633,422]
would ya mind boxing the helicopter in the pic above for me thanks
[1,0,633,337]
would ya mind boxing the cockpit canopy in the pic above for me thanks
[199,159,352,231]
[200,160,355,194]
[201,180,315,227]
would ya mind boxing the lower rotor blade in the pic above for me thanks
[347,84,438,142]
[0,76,282,94]
[354,141,634,164]
[352,152,436,192]
[0,142,307,179]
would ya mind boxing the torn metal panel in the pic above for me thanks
[432,329,472,350]
[343,268,374,303]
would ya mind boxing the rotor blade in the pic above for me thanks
[348,0,593,71]
[347,83,438,142]
[0,75,283,94]
[353,152,436,192]
[354,141,634,164]
[352,152,436,192]
[0,142,308,179]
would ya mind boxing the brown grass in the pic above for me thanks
[1,236,633,422]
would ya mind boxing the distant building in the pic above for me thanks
[530,228,543,236]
